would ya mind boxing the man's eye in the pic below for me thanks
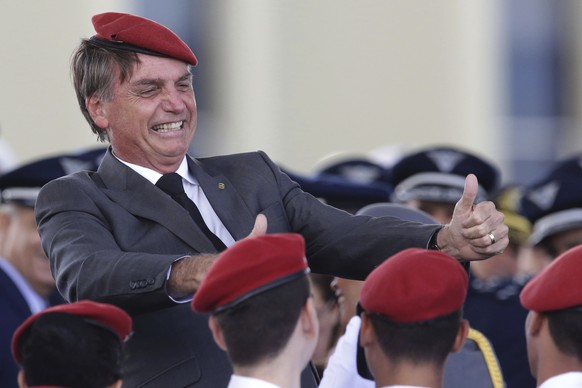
[140,89,157,96]
[177,82,192,90]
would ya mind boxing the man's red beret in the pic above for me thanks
[91,12,197,66]
[12,300,132,364]
[520,245,582,312]
[192,233,309,314]
[360,248,468,323]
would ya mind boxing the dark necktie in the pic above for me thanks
[156,173,226,252]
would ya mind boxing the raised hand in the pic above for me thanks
[247,214,268,238]
[436,174,508,261]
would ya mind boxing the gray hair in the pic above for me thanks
[70,39,141,142]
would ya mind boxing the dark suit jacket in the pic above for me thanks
[0,268,31,388]
[35,149,439,387]
[464,277,536,388]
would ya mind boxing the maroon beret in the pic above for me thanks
[12,300,132,364]
[192,233,309,314]
[91,12,197,66]
[520,245,582,312]
[360,248,468,323]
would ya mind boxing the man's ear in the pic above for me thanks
[17,369,28,388]
[208,316,228,352]
[0,211,11,233]
[527,311,545,337]
[359,314,375,347]
[451,319,470,353]
[86,95,109,129]
[300,297,319,339]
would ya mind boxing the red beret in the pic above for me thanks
[91,12,197,66]
[520,245,582,312]
[360,248,468,323]
[192,233,309,314]
[12,300,132,364]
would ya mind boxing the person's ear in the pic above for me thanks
[300,297,319,340]
[208,316,228,352]
[0,210,12,236]
[527,311,545,337]
[86,95,109,129]
[359,314,375,347]
[17,369,28,388]
[451,319,470,353]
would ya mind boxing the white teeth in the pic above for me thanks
[152,121,183,132]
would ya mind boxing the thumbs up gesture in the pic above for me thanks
[435,174,508,261]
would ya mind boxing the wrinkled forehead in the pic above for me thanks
[119,54,192,85]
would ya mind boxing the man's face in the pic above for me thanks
[543,228,582,259]
[97,54,197,172]
[331,277,364,328]
[0,206,54,296]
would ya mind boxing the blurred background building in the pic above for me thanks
[1,0,580,187]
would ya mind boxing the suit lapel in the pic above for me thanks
[187,156,255,241]
[96,150,216,253]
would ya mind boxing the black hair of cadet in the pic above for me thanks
[369,309,463,365]
[214,275,311,367]
[547,309,582,361]
[19,312,124,388]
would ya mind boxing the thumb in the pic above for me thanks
[456,174,478,213]
[248,213,268,238]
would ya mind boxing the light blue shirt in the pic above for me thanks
[0,257,47,314]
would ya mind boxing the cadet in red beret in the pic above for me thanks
[358,248,470,388]
[35,10,508,388]
[11,300,132,388]
[519,245,582,387]
[192,233,318,388]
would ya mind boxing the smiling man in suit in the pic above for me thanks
[35,12,509,387]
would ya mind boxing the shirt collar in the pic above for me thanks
[113,154,196,186]
[228,375,281,388]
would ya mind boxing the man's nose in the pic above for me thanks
[161,89,186,112]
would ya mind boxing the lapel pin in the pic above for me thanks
[218,183,225,190]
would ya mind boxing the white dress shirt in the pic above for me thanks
[539,372,582,387]
[227,374,281,388]
[116,155,235,247]
[319,315,374,388]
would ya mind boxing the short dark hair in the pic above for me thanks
[214,275,311,367]
[71,39,141,142]
[368,309,463,366]
[19,312,124,388]
[547,309,582,361]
